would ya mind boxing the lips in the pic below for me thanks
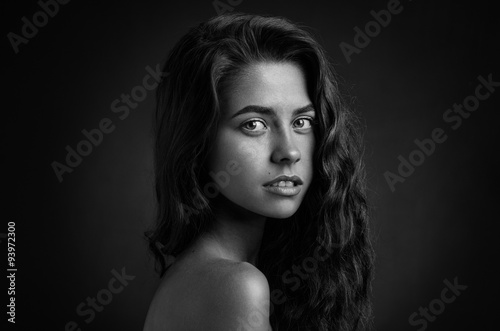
[263,175,303,187]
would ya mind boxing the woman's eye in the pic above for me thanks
[242,120,267,131]
[293,117,314,129]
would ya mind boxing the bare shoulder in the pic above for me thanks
[197,259,272,330]
[143,257,272,331]
[208,259,270,298]
[209,260,271,309]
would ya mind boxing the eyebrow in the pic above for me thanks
[230,104,315,119]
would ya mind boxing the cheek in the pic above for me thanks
[208,130,266,185]
[209,146,265,204]
[306,139,315,170]
[298,135,315,170]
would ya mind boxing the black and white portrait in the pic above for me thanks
[5,0,498,330]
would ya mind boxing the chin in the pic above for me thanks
[257,201,302,219]
[215,189,305,219]
[265,210,297,219]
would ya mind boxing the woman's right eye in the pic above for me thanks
[241,119,267,132]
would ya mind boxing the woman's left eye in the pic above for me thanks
[293,117,314,129]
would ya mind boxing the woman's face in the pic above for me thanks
[207,61,315,219]
[205,62,315,218]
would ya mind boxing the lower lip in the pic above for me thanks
[263,184,302,196]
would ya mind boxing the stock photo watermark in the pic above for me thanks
[6,221,17,324]
[339,0,413,64]
[408,277,467,330]
[155,160,243,266]
[384,73,499,192]
[7,0,71,54]
[51,64,168,183]
[237,238,335,330]
[65,267,135,331]
[180,159,243,222]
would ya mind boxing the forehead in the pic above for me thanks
[220,62,311,117]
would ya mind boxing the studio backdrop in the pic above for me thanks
[4,0,498,330]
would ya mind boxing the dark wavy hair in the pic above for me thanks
[145,13,374,331]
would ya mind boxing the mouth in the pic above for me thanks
[263,175,304,187]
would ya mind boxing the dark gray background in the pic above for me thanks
[4,0,499,330]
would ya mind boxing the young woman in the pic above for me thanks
[143,13,374,331]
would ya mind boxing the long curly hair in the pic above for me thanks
[145,13,374,331]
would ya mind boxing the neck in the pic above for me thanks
[200,194,267,266]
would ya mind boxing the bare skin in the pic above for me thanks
[143,232,271,330]
[143,61,315,330]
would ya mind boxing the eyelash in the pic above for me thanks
[240,116,316,132]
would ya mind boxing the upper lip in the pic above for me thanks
[263,175,303,186]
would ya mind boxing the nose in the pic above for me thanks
[271,129,301,165]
